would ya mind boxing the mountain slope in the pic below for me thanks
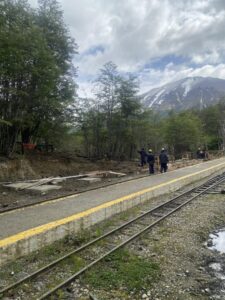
[141,77,225,111]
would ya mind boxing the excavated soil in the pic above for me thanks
[0,152,143,210]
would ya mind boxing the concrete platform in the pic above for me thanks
[1,158,225,266]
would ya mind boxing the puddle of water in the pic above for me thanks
[208,229,225,253]
[207,228,225,299]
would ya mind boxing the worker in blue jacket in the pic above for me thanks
[138,148,147,167]
[147,149,155,174]
[159,148,169,173]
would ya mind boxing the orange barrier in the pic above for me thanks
[22,143,36,150]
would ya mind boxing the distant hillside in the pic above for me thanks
[141,77,225,111]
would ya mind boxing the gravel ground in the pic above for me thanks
[131,192,225,300]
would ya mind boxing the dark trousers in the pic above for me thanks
[160,163,168,173]
[140,159,146,167]
[148,163,154,174]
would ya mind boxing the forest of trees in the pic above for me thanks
[0,0,77,155]
[0,0,225,159]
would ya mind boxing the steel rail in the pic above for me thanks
[38,174,225,300]
[89,293,99,300]
[1,173,224,298]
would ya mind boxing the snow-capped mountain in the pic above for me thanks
[141,77,225,111]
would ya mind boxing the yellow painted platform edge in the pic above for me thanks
[1,161,225,248]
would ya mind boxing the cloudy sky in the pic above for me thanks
[29,0,225,97]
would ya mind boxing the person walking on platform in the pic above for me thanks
[147,149,155,174]
[138,148,147,167]
[159,148,169,173]
[196,147,202,159]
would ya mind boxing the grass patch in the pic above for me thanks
[84,248,160,291]
[64,255,86,273]
[42,244,58,256]
[94,227,103,238]
[63,230,92,246]
[118,208,140,221]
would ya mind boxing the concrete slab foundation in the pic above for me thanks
[1,158,225,266]
[87,171,126,178]
[4,182,37,190]
[78,177,101,183]
[4,182,62,193]
[27,185,62,193]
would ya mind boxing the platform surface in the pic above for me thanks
[1,158,225,243]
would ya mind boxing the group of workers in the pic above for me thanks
[196,148,207,159]
[138,148,169,175]
[139,146,208,175]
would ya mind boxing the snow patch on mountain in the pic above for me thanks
[182,78,195,97]
[149,89,165,108]
[141,77,225,111]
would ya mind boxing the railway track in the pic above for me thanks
[0,173,150,215]
[1,173,225,300]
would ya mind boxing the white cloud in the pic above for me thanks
[28,0,225,96]
[139,63,225,94]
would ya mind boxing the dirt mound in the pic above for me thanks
[0,159,36,181]
[0,153,140,182]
